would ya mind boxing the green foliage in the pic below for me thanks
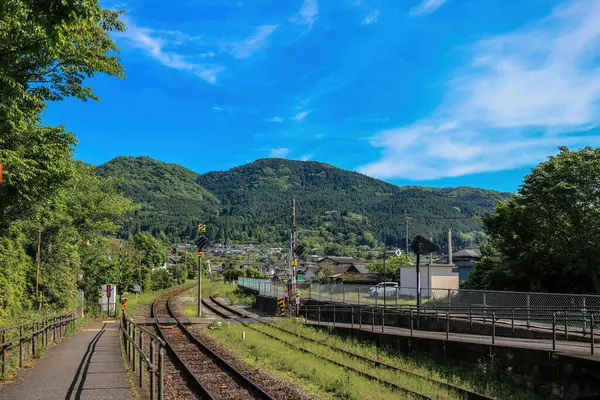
[96,156,221,238]
[366,254,412,280]
[463,147,600,293]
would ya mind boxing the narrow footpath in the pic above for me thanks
[0,320,132,400]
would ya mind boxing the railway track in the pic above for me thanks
[151,289,277,400]
[203,297,495,400]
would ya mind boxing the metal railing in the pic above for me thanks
[239,278,600,311]
[0,313,76,377]
[300,304,599,356]
[238,278,600,336]
[121,314,165,400]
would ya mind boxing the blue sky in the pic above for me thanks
[43,0,600,192]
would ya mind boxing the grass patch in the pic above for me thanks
[189,280,257,306]
[205,323,408,400]
[269,320,537,400]
[123,280,196,317]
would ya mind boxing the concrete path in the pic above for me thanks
[0,320,132,400]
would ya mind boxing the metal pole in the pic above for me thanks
[1,330,6,376]
[139,332,143,387]
[158,346,164,400]
[552,312,556,351]
[416,253,421,314]
[372,309,375,332]
[446,310,450,341]
[342,283,345,303]
[132,327,136,373]
[333,306,336,328]
[382,307,385,334]
[591,313,595,356]
[492,312,496,345]
[383,251,387,310]
[564,311,568,339]
[318,307,321,325]
[351,307,354,329]
[410,310,414,337]
[197,255,202,317]
[150,340,155,400]
[358,285,360,306]
[359,307,362,330]
[19,326,23,367]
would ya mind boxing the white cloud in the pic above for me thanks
[409,0,446,16]
[293,0,319,29]
[300,155,313,161]
[270,148,290,158]
[292,111,310,121]
[267,116,283,122]
[118,20,223,83]
[227,25,278,59]
[212,106,222,111]
[361,9,380,25]
[359,0,600,180]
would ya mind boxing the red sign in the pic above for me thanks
[106,285,111,298]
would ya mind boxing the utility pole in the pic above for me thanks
[197,253,202,317]
[291,199,297,315]
[405,215,410,259]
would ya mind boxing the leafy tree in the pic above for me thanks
[463,147,600,293]
[130,232,166,270]
[366,254,412,281]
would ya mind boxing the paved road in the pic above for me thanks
[307,320,600,360]
[0,320,132,400]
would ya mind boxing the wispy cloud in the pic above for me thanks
[409,0,447,16]
[293,0,319,29]
[270,148,290,158]
[227,25,278,59]
[300,154,313,161]
[292,111,310,121]
[267,116,283,122]
[361,9,380,25]
[360,0,600,180]
[118,19,224,83]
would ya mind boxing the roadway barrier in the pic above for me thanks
[0,312,76,377]
[121,313,166,400]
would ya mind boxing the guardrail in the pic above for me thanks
[300,304,599,355]
[121,314,165,400]
[0,313,76,377]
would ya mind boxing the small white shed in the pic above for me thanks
[399,264,459,298]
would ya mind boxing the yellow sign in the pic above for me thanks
[291,258,297,266]
[197,251,204,257]
[121,298,128,310]
[198,224,206,232]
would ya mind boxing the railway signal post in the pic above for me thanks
[196,223,208,317]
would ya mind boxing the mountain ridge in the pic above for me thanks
[97,155,511,255]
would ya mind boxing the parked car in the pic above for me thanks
[369,282,399,298]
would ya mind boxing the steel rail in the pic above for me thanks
[208,297,495,400]
[152,287,277,400]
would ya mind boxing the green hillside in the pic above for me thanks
[98,156,511,256]
[96,156,221,237]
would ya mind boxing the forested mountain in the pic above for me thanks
[99,156,511,256]
[97,156,221,238]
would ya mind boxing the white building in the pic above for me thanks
[399,264,459,298]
